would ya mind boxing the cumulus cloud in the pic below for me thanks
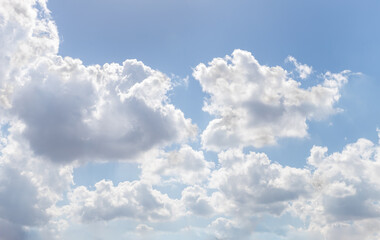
[66,180,182,223]
[0,1,198,238]
[140,145,214,185]
[291,138,380,239]
[207,218,248,240]
[0,0,197,164]
[1,1,378,240]
[10,56,197,163]
[0,0,58,108]
[0,121,74,239]
[209,149,312,217]
[181,185,215,216]
[196,136,380,240]
[193,49,348,151]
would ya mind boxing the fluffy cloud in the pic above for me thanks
[1,1,378,240]
[0,121,74,239]
[207,217,248,240]
[193,49,348,151]
[0,1,198,238]
[197,137,380,240]
[181,185,215,216]
[209,149,312,217]
[291,138,380,239]
[10,56,197,163]
[0,0,58,108]
[0,0,197,164]
[67,180,182,223]
[140,145,214,185]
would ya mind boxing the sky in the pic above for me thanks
[0,0,379,239]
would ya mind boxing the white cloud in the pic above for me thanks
[293,138,380,239]
[209,149,312,217]
[201,136,380,240]
[207,217,250,240]
[286,56,312,79]
[0,0,197,164]
[0,0,58,108]
[140,145,214,185]
[1,1,379,240]
[181,185,215,216]
[193,49,348,151]
[10,56,197,163]
[0,120,74,239]
[66,179,183,223]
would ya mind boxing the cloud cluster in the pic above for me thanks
[1,1,379,240]
[194,49,348,150]
[204,138,380,240]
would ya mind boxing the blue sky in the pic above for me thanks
[0,0,380,239]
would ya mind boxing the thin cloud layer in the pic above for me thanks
[194,50,348,151]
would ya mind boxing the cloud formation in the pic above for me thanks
[11,56,197,163]
[67,180,182,223]
[0,0,196,164]
[194,50,348,151]
[209,149,312,217]
[140,145,214,185]
[0,1,378,240]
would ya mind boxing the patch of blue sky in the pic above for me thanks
[73,161,141,187]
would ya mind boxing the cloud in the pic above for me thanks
[140,145,214,185]
[286,56,312,79]
[181,185,215,216]
[198,136,380,240]
[291,137,380,239]
[0,121,74,239]
[66,180,182,223]
[1,1,378,240]
[207,217,250,240]
[136,223,154,233]
[0,0,197,164]
[193,49,348,151]
[10,56,197,163]
[209,149,312,217]
[0,0,58,108]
